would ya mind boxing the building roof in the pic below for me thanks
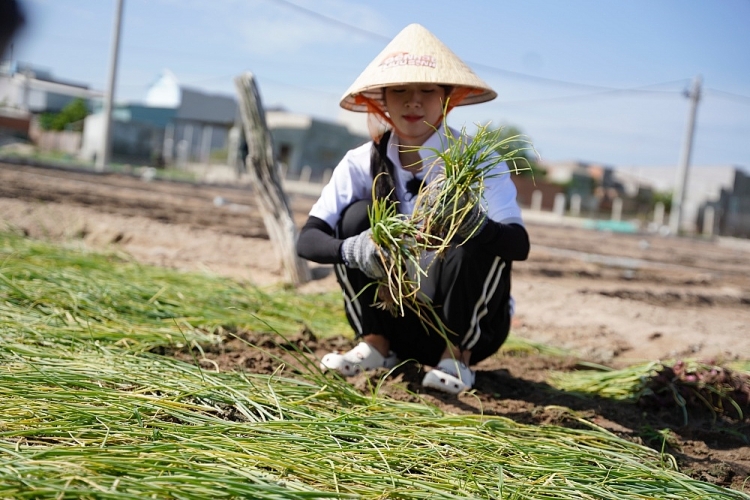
[176,87,237,125]
[144,70,181,108]
[144,70,237,125]
[1,62,93,90]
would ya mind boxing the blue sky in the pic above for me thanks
[9,0,750,169]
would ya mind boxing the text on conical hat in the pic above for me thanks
[379,52,437,70]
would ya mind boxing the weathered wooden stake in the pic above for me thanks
[234,72,310,285]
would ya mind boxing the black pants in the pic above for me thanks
[334,200,513,367]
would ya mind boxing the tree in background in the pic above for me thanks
[652,190,672,213]
[494,124,545,178]
[39,98,89,132]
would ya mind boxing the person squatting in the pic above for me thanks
[296,24,530,395]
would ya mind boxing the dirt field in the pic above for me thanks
[1,160,749,492]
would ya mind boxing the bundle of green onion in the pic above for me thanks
[367,190,424,316]
[412,121,534,252]
[366,116,535,318]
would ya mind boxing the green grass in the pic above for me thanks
[1,231,748,499]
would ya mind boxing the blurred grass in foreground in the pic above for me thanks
[0,230,349,352]
[1,231,747,499]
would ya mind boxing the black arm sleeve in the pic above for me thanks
[297,215,529,264]
[474,220,530,261]
[296,216,345,264]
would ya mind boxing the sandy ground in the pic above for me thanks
[1,160,749,491]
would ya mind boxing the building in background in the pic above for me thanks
[4,63,747,238]
[81,70,237,165]
[617,164,740,233]
[697,168,750,237]
[262,109,368,182]
[0,62,101,140]
[80,104,175,164]
[148,70,237,165]
[540,160,749,235]
[0,62,102,114]
[80,70,367,174]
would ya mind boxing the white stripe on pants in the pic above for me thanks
[462,257,506,351]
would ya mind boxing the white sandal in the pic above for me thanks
[320,341,398,377]
[422,358,475,394]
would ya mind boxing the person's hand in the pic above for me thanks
[341,229,387,279]
[453,199,487,241]
[419,180,487,242]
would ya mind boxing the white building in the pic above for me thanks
[81,69,237,165]
[0,62,101,114]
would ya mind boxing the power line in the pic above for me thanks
[270,0,390,42]
[496,81,688,106]
[704,87,750,105]
[36,4,750,108]
[470,61,621,91]
[268,0,690,93]
[36,1,750,121]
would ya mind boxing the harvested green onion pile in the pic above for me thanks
[549,360,750,424]
[0,230,349,351]
[1,232,748,499]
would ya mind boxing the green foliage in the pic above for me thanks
[38,98,90,131]
[492,124,545,177]
[652,190,673,212]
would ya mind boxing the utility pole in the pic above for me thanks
[96,0,125,172]
[668,75,702,235]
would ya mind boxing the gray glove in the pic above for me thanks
[341,229,386,280]
[454,200,488,241]
[423,180,487,242]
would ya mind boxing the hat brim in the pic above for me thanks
[339,24,497,112]
[341,84,497,113]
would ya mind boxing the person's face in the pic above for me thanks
[384,84,447,146]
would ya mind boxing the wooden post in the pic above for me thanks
[234,72,310,285]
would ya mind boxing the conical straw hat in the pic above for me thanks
[340,23,497,112]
